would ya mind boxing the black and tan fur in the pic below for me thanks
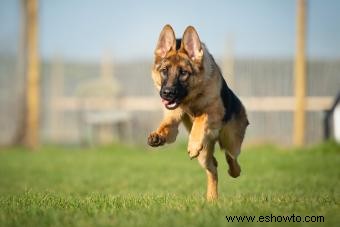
[148,25,249,201]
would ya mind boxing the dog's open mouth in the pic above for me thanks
[162,99,180,110]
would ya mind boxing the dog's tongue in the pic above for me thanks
[162,99,170,105]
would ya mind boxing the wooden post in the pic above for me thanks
[99,52,114,144]
[223,36,235,90]
[101,52,113,82]
[50,55,64,142]
[24,0,40,149]
[293,0,307,146]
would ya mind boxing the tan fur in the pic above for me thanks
[148,25,248,201]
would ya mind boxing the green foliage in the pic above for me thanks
[0,142,339,227]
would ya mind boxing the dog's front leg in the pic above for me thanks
[187,114,220,159]
[147,108,183,147]
[189,114,220,201]
[197,142,218,201]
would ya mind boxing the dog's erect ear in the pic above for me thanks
[155,25,176,59]
[181,26,203,62]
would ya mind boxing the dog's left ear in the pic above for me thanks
[155,24,177,59]
[181,26,203,63]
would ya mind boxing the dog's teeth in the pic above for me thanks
[167,102,177,108]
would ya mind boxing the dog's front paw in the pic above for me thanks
[148,132,166,147]
[187,141,204,159]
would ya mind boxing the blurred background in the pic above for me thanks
[0,0,339,148]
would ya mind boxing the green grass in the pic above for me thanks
[0,141,339,227]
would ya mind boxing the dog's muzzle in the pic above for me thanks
[160,87,181,110]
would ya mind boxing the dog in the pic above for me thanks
[147,25,249,201]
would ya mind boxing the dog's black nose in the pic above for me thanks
[161,87,177,99]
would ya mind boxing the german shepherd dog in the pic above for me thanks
[148,25,249,201]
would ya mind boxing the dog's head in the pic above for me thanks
[152,25,205,110]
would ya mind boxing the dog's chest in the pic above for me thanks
[181,103,204,119]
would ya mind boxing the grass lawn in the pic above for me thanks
[0,141,339,227]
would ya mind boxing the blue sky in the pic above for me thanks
[1,0,340,62]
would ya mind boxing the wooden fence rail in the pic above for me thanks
[53,96,333,112]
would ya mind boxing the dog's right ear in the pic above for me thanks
[181,26,203,63]
[155,24,176,59]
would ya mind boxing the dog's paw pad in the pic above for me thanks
[147,133,166,147]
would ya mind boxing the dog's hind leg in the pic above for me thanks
[219,116,248,178]
[225,145,241,178]
[197,142,218,201]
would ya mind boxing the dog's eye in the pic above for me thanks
[179,69,188,76]
[160,68,168,77]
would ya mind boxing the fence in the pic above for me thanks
[35,57,339,145]
[1,55,339,146]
